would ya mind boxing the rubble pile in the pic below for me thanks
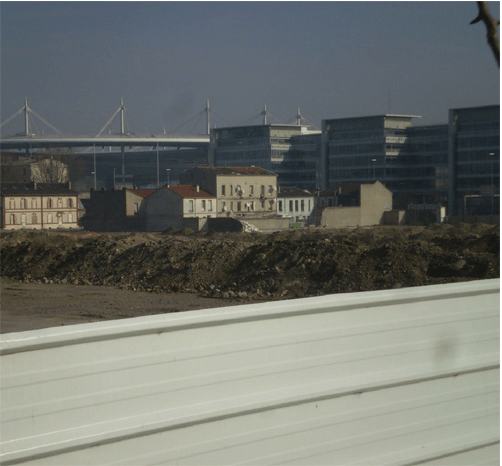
[1,223,499,302]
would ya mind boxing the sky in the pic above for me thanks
[1,1,500,137]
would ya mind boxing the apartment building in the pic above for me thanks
[180,166,278,217]
[1,182,79,230]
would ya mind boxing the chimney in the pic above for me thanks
[196,185,200,192]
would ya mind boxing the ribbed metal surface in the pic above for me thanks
[1,279,499,465]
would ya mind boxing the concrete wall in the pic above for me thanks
[360,181,392,225]
[241,216,292,232]
[320,206,360,227]
[1,280,498,465]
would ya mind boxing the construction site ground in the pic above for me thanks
[1,222,499,333]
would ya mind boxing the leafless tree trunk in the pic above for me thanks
[471,1,500,67]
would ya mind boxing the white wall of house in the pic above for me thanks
[277,196,314,221]
[146,187,216,231]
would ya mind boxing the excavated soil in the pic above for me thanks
[1,223,499,332]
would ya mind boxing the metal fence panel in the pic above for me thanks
[1,279,499,465]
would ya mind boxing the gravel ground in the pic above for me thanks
[1,222,498,333]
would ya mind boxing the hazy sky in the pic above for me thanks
[1,1,500,136]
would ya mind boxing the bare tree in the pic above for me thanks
[471,1,500,67]
[31,156,69,183]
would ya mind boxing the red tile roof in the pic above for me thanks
[169,185,215,199]
[129,189,157,199]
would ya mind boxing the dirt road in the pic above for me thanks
[1,277,245,333]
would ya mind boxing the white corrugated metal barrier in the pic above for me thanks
[1,279,499,465]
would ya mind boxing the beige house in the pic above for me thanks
[180,167,278,217]
[146,184,216,231]
[314,181,393,228]
[1,182,79,230]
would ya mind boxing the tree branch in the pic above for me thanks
[471,1,500,67]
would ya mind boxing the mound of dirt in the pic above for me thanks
[1,223,499,302]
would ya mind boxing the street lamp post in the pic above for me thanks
[93,144,97,190]
[489,152,495,215]
[156,144,160,187]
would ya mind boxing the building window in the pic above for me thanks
[308,200,311,211]
[208,200,213,211]
[249,201,254,211]
[301,200,305,212]
[67,198,73,208]
[230,201,234,211]
[268,185,273,194]
[47,213,53,223]
[261,185,265,195]
[21,198,27,209]
[289,200,293,212]
[57,198,63,208]
[188,200,194,213]
[9,198,15,209]
[295,200,299,212]
[222,201,226,212]
[261,200,265,209]
[221,185,226,196]
[10,214,15,225]
[21,214,27,225]
[230,185,233,196]
[47,199,53,208]
[31,198,37,208]
[237,202,241,211]
[134,203,139,214]
[278,201,283,212]
[68,213,73,223]
[250,185,254,195]
[32,213,38,224]
[269,200,274,210]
